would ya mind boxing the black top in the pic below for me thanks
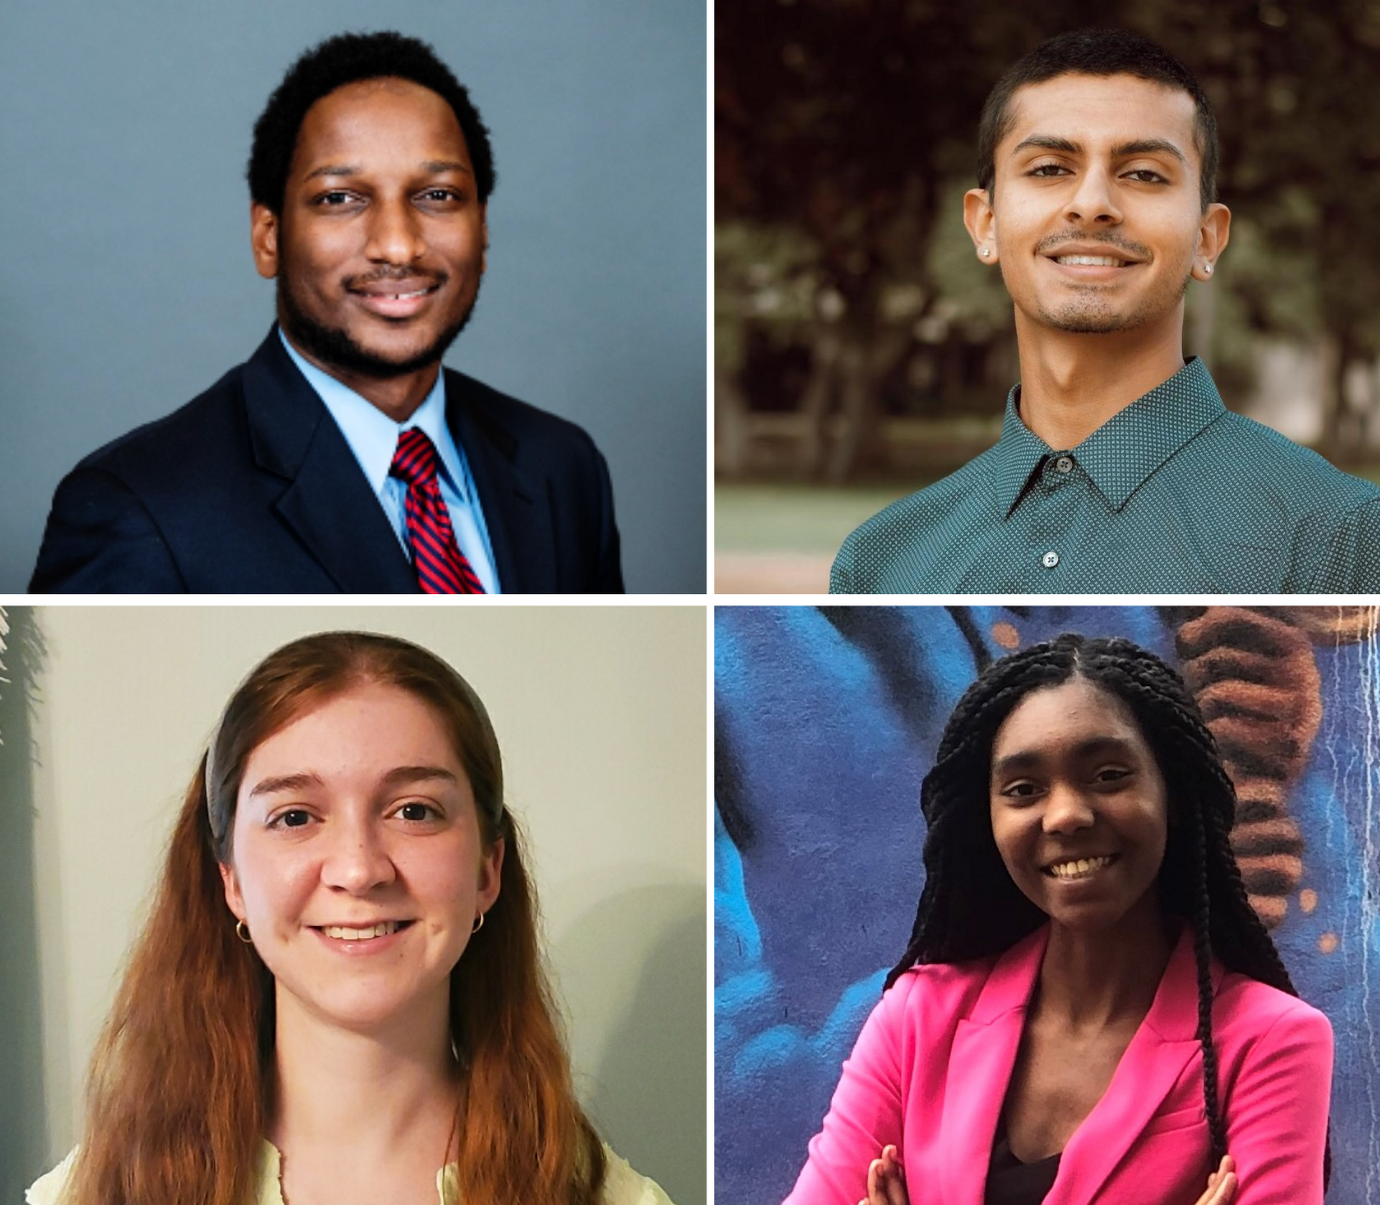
[984,1125,1061,1205]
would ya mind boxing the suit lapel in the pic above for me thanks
[445,371,553,593]
[939,929,1049,1205]
[1047,928,1213,1205]
[242,330,418,593]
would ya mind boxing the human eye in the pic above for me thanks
[266,807,315,830]
[999,780,1041,801]
[313,189,359,207]
[1123,168,1169,184]
[1027,162,1070,178]
[394,799,443,823]
[1093,766,1133,786]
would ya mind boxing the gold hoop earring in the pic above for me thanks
[235,919,253,944]
[471,912,485,935]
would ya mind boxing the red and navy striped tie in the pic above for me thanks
[389,428,486,594]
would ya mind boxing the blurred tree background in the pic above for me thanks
[715,0,1380,590]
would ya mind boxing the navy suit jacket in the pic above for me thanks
[30,329,624,593]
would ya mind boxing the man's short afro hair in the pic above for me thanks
[247,30,497,215]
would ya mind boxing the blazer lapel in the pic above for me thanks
[1047,928,1214,1205]
[940,928,1050,1205]
[242,330,419,593]
[445,371,553,593]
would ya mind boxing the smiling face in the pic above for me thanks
[988,676,1168,935]
[251,77,488,385]
[965,72,1229,337]
[219,681,502,1035]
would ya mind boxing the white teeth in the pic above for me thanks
[1047,856,1115,880]
[322,922,400,941]
[1055,255,1127,267]
[388,289,429,300]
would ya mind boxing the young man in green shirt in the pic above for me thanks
[831,29,1380,594]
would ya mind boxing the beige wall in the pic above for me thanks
[26,605,706,1203]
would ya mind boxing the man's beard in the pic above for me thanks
[277,270,478,380]
[1038,268,1193,335]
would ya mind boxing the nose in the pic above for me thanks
[364,194,426,266]
[1042,782,1095,836]
[1064,166,1122,226]
[321,816,397,893]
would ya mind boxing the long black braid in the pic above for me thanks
[884,632,1331,1190]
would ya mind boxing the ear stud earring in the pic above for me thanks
[981,247,991,258]
[1205,263,1213,275]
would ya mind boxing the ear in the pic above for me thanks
[479,204,488,276]
[964,187,998,264]
[219,860,247,922]
[1192,202,1231,282]
[250,202,281,280]
[477,836,504,914]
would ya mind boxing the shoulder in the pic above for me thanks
[841,450,1001,548]
[1204,411,1380,510]
[26,1148,78,1205]
[444,369,608,464]
[599,1145,677,1205]
[64,363,251,490]
[1214,969,1332,1031]
[1212,970,1333,1063]
[865,955,1002,1037]
[831,450,1000,591]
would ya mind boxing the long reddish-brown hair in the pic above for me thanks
[63,631,606,1205]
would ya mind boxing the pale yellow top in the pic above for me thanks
[28,1142,675,1205]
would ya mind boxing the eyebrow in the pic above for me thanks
[303,159,473,182]
[1011,134,1188,168]
[247,765,457,798]
[248,771,325,799]
[380,765,459,788]
[992,736,1139,777]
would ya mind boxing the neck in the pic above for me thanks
[269,984,458,1163]
[282,330,439,424]
[1012,310,1186,450]
[1036,903,1175,1031]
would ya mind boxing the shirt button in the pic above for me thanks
[1042,551,1060,569]
[1055,455,1073,473]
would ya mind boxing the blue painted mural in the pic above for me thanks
[715,605,1380,1205]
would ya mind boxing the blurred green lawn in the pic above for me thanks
[715,481,936,554]
[715,481,939,593]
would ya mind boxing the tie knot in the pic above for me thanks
[390,427,439,486]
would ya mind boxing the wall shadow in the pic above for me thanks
[554,882,707,1205]
[0,608,48,1196]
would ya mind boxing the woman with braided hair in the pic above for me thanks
[785,633,1332,1205]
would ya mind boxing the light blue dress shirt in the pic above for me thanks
[279,329,501,593]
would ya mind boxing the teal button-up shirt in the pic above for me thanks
[830,358,1380,593]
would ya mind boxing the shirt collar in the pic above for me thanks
[277,328,466,499]
[993,356,1227,516]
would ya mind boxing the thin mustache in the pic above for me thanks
[347,270,446,289]
[1037,235,1150,259]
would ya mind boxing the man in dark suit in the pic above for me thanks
[31,30,622,594]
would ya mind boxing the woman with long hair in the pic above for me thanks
[28,631,674,1205]
[786,633,1331,1205]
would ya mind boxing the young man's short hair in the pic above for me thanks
[247,30,497,216]
[975,28,1218,212]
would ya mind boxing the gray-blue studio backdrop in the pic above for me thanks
[716,605,1380,1205]
[0,2,705,593]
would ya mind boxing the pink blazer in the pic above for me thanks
[785,925,1332,1205]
